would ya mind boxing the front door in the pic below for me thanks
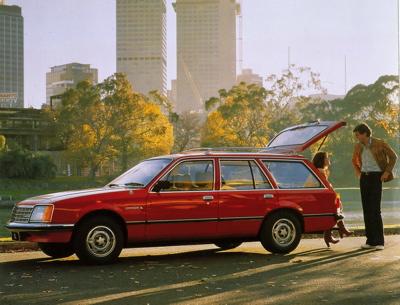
[146,159,218,241]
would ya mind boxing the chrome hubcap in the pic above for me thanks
[86,226,116,257]
[272,218,296,246]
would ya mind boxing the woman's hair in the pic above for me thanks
[312,151,328,169]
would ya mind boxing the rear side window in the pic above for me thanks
[220,160,272,190]
[262,160,323,189]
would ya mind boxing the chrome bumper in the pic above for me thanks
[5,222,75,232]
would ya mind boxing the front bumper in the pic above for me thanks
[6,222,74,232]
[6,222,75,243]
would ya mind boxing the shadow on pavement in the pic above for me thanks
[0,244,389,305]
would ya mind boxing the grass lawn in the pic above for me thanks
[0,176,112,201]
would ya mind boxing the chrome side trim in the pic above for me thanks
[219,216,264,221]
[303,213,336,218]
[6,222,75,232]
[126,216,265,225]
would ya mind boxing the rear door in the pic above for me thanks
[265,121,346,154]
[261,159,337,232]
[217,159,277,238]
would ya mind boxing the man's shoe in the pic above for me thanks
[361,244,375,249]
[375,245,384,250]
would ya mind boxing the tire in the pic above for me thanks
[39,242,75,259]
[214,241,242,250]
[260,211,302,254]
[73,216,124,264]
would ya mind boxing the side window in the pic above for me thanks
[220,160,272,190]
[263,160,323,189]
[158,160,214,192]
[251,161,272,189]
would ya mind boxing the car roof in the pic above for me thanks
[149,149,307,161]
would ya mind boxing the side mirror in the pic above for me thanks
[152,180,171,193]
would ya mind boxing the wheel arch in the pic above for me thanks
[73,209,128,246]
[259,207,304,238]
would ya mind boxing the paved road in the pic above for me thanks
[0,236,399,305]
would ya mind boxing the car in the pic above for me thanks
[6,121,346,264]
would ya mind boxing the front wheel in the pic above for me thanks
[260,211,302,254]
[73,216,124,264]
[39,242,74,258]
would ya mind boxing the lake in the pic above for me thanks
[0,188,399,237]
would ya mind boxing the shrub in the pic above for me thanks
[0,149,57,179]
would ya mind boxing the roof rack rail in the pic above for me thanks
[182,147,270,153]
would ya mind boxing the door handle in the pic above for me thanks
[263,194,274,199]
[125,206,144,210]
[203,195,214,202]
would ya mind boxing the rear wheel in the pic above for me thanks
[39,242,74,259]
[214,241,242,250]
[260,211,302,254]
[73,216,124,264]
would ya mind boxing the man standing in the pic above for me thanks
[352,123,397,250]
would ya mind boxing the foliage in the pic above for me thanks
[172,111,203,152]
[202,82,271,147]
[304,75,399,186]
[0,148,56,179]
[0,135,5,151]
[202,66,398,186]
[49,74,174,177]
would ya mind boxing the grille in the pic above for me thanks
[10,205,34,223]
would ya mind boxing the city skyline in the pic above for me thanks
[4,0,399,109]
[116,0,167,95]
[0,3,23,108]
[175,0,237,112]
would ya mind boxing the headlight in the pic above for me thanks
[30,205,54,223]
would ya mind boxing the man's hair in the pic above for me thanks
[353,123,372,137]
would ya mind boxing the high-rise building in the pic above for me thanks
[46,63,98,106]
[167,79,177,106]
[174,0,238,113]
[116,0,167,95]
[237,68,263,87]
[0,3,23,108]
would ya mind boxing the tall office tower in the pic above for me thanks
[0,2,23,108]
[46,63,98,107]
[116,0,167,95]
[174,0,238,113]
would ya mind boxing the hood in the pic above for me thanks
[18,187,125,205]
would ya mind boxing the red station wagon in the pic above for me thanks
[6,121,346,264]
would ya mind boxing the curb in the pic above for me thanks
[0,227,399,253]
[0,241,39,252]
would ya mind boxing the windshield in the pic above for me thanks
[108,158,172,187]
[268,125,327,148]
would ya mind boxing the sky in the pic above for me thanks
[5,0,399,108]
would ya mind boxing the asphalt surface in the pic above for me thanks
[0,236,399,305]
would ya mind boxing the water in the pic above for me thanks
[336,188,400,228]
[0,188,399,237]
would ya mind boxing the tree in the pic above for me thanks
[0,135,5,151]
[299,75,399,186]
[101,74,173,171]
[264,65,327,135]
[202,82,271,147]
[171,111,203,152]
[50,74,174,177]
